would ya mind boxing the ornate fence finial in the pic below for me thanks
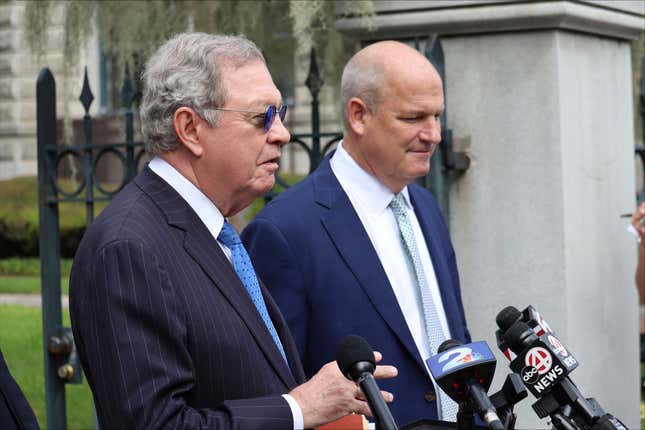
[79,66,94,115]
[305,48,323,98]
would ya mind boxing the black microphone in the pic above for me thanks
[496,305,556,362]
[495,306,627,430]
[427,339,503,430]
[336,335,398,430]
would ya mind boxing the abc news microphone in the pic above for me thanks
[337,335,399,430]
[495,306,627,430]
[427,340,504,430]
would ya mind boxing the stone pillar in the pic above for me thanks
[337,1,643,427]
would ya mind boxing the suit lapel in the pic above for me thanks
[135,167,297,389]
[313,159,428,375]
[409,186,461,340]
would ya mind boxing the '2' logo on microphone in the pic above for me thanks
[427,341,495,380]
[439,347,483,371]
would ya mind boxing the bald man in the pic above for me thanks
[242,41,471,426]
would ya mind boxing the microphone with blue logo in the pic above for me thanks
[427,339,503,430]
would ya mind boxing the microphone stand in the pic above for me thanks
[457,403,474,430]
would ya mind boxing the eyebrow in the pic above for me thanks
[398,110,438,116]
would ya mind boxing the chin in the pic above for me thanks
[256,177,275,195]
[408,164,430,178]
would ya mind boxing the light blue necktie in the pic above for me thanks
[389,193,459,421]
[218,221,288,365]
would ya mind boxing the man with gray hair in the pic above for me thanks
[70,32,396,429]
[243,41,471,426]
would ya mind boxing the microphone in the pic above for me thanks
[426,339,503,430]
[336,335,398,430]
[495,306,627,430]
[496,305,555,362]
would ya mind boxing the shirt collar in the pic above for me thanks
[148,156,225,240]
[331,141,411,213]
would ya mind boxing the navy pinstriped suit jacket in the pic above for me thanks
[70,166,305,429]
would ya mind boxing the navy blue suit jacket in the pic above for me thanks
[0,348,39,429]
[70,166,305,429]
[242,156,470,427]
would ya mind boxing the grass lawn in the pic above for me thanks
[0,275,70,295]
[0,305,93,428]
[0,257,71,294]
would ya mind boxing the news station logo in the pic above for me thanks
[524,347,552,374]
[440,347,484,372]
[547,335,568,357]
[520,365,540,384]
[520,346,566,394]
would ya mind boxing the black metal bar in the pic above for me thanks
[424,35,449,218]
[422,35,470,218]
[80,67,95,224]
[639,59,645,204]
[122,63,136,182]
[37,67,66,429]
[640,58,645,203]
[267,48,342,202]
[305,48,323,174]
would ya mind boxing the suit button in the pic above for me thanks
[424,392,436,402]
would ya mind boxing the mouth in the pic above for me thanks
[260,155,281,169]
[407,148,431,157]
[408,143,436,155]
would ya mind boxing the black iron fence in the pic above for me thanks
[36,64,144,428]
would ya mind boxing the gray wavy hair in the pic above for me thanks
[140,32,264,154]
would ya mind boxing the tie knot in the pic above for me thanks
[389,193,407,213]
[218,221,241,247]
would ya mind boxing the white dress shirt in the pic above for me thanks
[148,157,304,430]
[330,142,451,380]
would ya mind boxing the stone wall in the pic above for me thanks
[0,1,100,180]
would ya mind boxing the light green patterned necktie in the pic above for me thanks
[389,193,459,421]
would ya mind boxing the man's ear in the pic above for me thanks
[173,107,204,157]
[346,97,371,136]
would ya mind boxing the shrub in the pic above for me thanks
[0,173,304,258]
[0,177,105,258]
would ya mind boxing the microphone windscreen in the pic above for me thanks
[496,306,522,331]
[502,320,535,353]
[336,335,374,377]
[438,339,462,353]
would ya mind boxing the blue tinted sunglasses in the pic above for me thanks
[210,104,287,132]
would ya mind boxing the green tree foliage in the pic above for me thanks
[23,0,374,93]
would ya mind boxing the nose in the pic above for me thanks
[268,114,291,147]
[418,116,442,144]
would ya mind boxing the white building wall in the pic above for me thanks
[0,1,100,180]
